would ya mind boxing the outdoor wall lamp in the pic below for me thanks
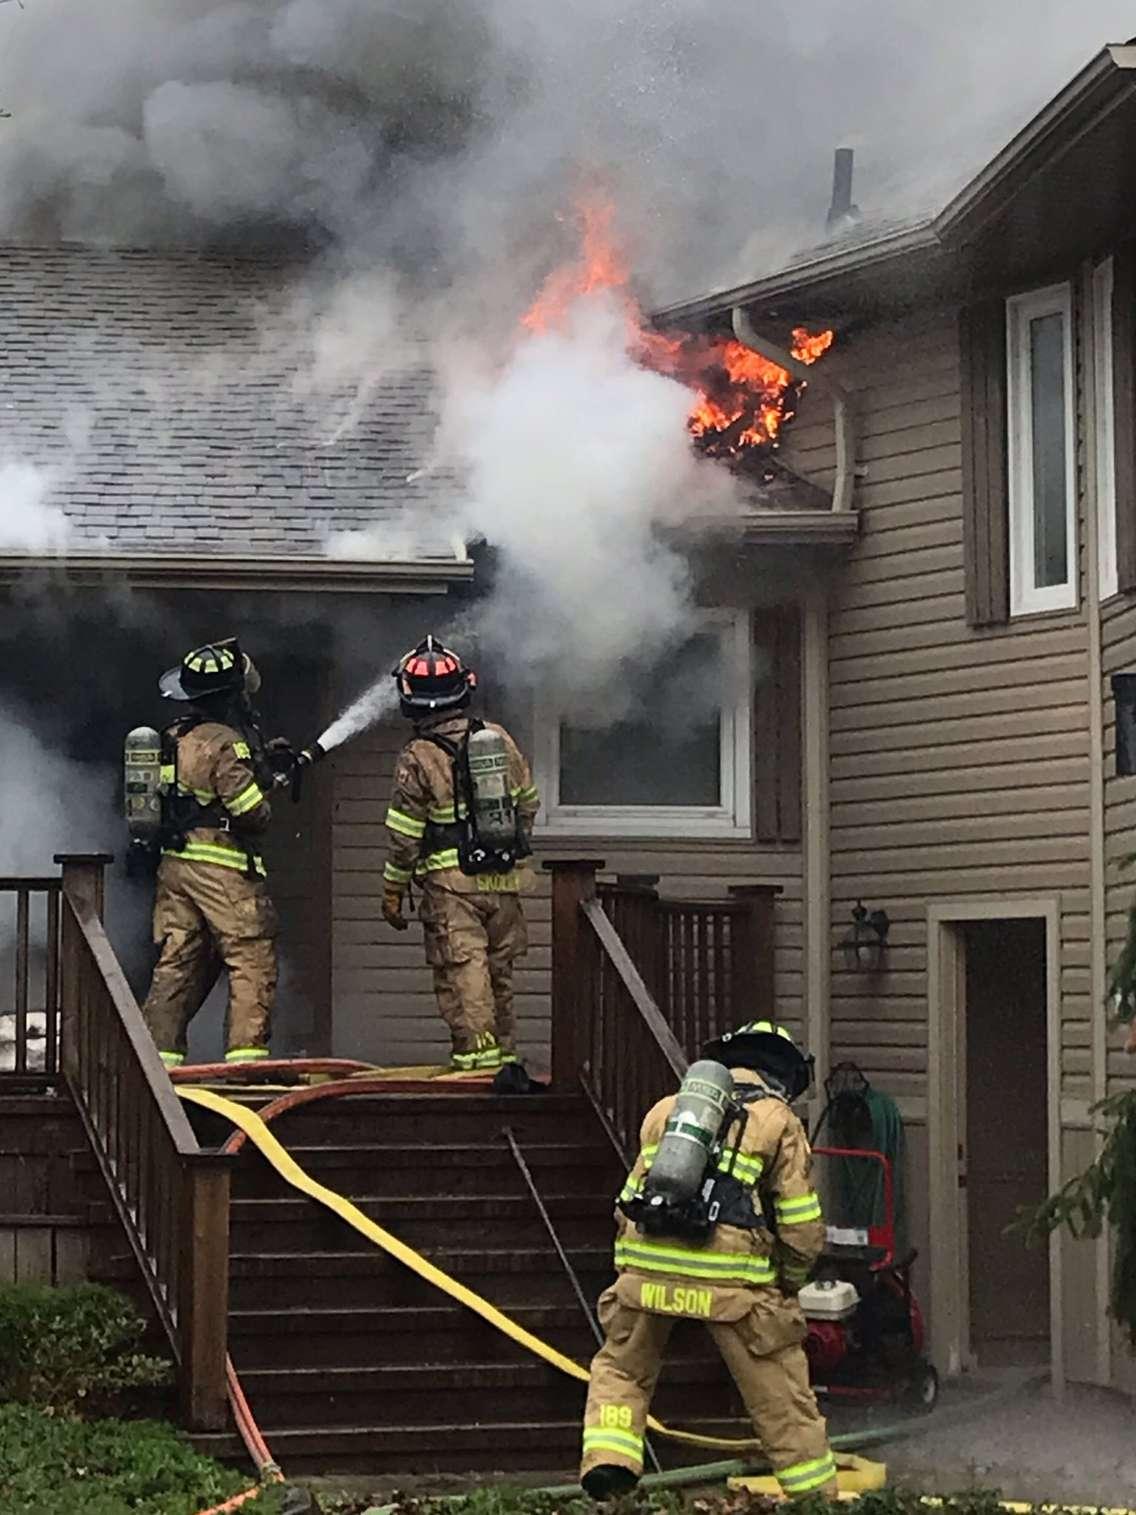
[1113,674,1136,777]
[840,901,890,972]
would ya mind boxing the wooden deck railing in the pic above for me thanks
[0,876,61,1077]
[0,855,231,1430]
[548,861,781,1158]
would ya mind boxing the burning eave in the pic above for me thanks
[0,553,474,596]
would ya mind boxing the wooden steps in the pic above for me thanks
[180,1088,749,1476]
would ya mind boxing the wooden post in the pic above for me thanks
[728,884,783,1023]
[178,1154,233,1431]
[55,854,113,1083]
[55,853,113,920]
[545,859,603,1093]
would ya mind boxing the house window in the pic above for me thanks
[534,611,752,839]
[1093,257,1119,601]
[1006,283,1077,616]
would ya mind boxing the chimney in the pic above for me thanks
[826,147,861,236]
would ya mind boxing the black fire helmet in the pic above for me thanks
[700,1020,815,1103]
[159,638,253,702]
[392,635,476,718]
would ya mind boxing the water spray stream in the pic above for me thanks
[316,674,400,753]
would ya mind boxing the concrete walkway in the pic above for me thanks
[829,1372,1136,1506]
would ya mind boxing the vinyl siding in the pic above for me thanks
[782,309,1093,1098]
[330,721,803,1068]
[1100,593,1136,1094]
[780,306,1098,1372]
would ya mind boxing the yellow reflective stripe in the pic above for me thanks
[226,781,265,818]
[583,1428,643,1459]
[719,1148,764,1182]
[164,842,266,877]
[777,1453,837,1493]
[640,1143,659,1163]
[513,784,539,800]
[427,804,458,823]
[775,1192,822,1224]
[619,1175,644,1201]
[416,848,461,873]
[225,1047,269,1063]
[159,1051,185,1069]
[614,1239,776,1285]
[452,1045,503,1071]
[383,861,414,885]
[386,807,427,839]
[159,764,175,785]
[232,740,251,758]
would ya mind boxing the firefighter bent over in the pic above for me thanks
[381,637,539,1082]
[140,640,278,1069]
[581,1021,837,1502]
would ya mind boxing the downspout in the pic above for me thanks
[731,307,856,513]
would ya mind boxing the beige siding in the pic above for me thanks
[331,721,803,1067]
[783,310,1093,1100]
[1100,595,1136,1093]
[782,307,1101,1376]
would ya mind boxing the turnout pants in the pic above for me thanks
[143,855,278,1062]
[582,1284,837,1499]
[418,878,528,1069]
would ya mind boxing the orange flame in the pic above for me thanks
[521,202,834,462]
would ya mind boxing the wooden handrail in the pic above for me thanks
[0,878,63,1079]
[547,861,784,1155]
[580,897,687,1080]
[65,893,202,1155]
[55,854,230,1431]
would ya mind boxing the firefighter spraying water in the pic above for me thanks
[126,639,284,1067]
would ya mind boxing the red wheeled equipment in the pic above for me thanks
[801,1143,938,1412]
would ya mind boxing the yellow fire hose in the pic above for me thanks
[181,1086,766,1452]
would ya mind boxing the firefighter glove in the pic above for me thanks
[382,884,408,931]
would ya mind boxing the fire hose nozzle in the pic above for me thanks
[296,740,326,769]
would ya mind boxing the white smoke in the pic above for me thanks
[435,290,740,715]
[317,675,401,752]
[2,1,1135,299]
[0,704,121,1071]
[0,462,72,553]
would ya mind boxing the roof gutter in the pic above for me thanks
[0,553,475,595]
[730,307,856,514]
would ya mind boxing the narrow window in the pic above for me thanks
[1006,284,1077,616]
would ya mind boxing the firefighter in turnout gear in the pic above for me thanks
[581,1022,838,1502]
[382,637,540,1079]
[141,640,278,1069]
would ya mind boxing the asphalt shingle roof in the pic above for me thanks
[0,245,460,557]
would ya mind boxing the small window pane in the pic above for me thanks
[559,633,722,807]
[1029,311,1069,589]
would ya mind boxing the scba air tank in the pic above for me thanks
[643,1059,736,1209]
[467,726,515,846]
[124,726,163,845]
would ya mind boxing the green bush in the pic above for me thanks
[0,1403,277,1515]
[0,1282,172,1417]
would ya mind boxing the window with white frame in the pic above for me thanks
[1006,283,1077,616]
[1093,257,1119,601]
[534,611,752,838]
